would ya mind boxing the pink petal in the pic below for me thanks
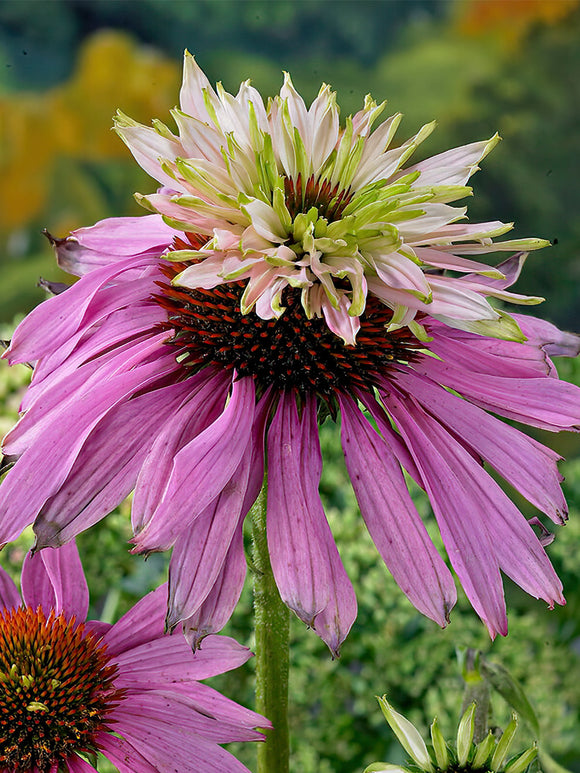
[73,215,176,257]
[0,354,177,546]
[299,395,357,655]
[6,254,161,365]
[0,567,21,610]
[65,754,98,772]
[131,368,230,535]
[103,585,167,656]
[394,369,567,523]
[21,543,88,619]
[96,733,158,773]
[181,525,247,649]
[55,215,174,277]
[27,301,167,399]
[464,251,527,290]
[128,689,264,743]
[33,380,192,548]
[166,453,252,628]
[338,392,456,627]
[384,389,562,636]
[177,391,271,646]
[382,390,506,635]
[267,392,331,626]
[112,634,252,688]
[424,322,550,379]
[111,694,252,773]
[415,355,580,431]
[5,332,172,456]
[134,375,255,551]
[180,681,270,733]
[515,313,580,358]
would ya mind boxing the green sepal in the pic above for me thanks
[490,715,518,772]
[472,732,496,769]
[504,745,538,773]
[430,717,449,770]
[456,703,476,766]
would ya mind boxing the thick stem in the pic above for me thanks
[251,480,290,773]
[460,648,491,743]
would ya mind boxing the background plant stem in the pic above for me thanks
[251,480,291,773]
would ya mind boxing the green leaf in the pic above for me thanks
[481,660,540,737]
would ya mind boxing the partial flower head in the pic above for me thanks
[0,542,267,772]
[366,697,537,773]
[116,53,548,346]
[1,56,580,654]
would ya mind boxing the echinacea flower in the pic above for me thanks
[366,696,537,773]
[0,541,267,773]
[1,56,579,654]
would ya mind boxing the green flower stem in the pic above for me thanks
[460,648,491,744]
[250,479,290,773]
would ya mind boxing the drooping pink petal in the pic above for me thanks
[338,392,456,627]
[130,369,229,535]
[133,374,255,550]
[414,355,580,431]
[21,543,88,619]
[26,302,167,399]
[55,215,175,277]
[267,392,331,626]
[181,525,247,649]
[384,388,564,633]
[515,313,580,358]
[297,394,357,655]
[0,354,179,546]
[394,368,567,523]
[166,450,252,629]
[176,390,272,645]
[382,389,508,637]
[5,254,161,365]
[5,331,172,456]
[33,380,193,548]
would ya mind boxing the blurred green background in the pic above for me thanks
[1,1,580,771]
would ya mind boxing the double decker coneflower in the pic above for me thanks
[1,55,579,654]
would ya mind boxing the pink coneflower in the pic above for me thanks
[0,541,267,772]
[1,56,579,653]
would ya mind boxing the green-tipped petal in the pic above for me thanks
[377,697,434,773]
[456,704,476,767]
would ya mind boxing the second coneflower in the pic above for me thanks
[1,55,579,654]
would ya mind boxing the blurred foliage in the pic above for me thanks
[1,2,580,771]
[1,314,580,772]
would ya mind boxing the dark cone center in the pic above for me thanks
[0,606,122,772]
